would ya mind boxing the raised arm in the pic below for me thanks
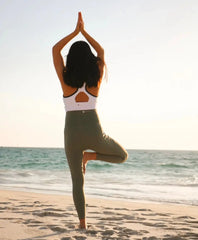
[52,13,81,86]
[79,13,104,63]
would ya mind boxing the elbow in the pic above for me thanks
[52,45,60,57]
[52,45,56,55]
[52,45,57,52]
[52,44,56,51]
[98,48,104,60]
[100,47,104,56]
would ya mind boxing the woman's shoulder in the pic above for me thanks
[62,84,78,97]
[86,81,101,97]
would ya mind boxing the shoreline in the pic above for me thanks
[0,189,198,240]
[1,185,198,207]
[1,186,197,207]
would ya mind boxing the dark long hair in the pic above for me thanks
[63,41,102,88]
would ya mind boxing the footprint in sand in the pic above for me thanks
[114,207,128,210]
[0,207,7,210]
[184,232,198,239]
[99,216,124,221]
[32,210,67,217]
[61,237,74,240]
[142,221,168,228]
[73,236,87,240]
[23,219,42,224]
[141,213,161,216]
[42,207,65,212]
[101,229,114,236]
[0,201,11,204]
[134,208,152,212]
[122,227,143,236]
[102,211,115,215]
[86,229,98,235]
[47,224,67,233]
[176,215,196,220]
[142,237,158,240]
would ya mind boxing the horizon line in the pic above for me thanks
[0,145,197,152]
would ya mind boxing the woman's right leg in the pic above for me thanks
[83,135,127,164]
[83,110,128,165]
[83,134,128,174]
[95,133,128,163]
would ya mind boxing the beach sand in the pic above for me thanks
[0,190,198,240]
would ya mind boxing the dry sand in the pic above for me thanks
[0,189,198,240]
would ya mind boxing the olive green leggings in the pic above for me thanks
[64,109,128,220]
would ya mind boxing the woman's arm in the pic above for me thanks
[52,13,81,86]
[79,13,105,84]
[79,13,104,63]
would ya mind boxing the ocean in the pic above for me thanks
[0,147,197,205]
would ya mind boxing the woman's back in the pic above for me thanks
[63,83,99,112]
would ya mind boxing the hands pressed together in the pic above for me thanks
[73,12,104,61]
[52,11,104,87]
[75,12,85,34]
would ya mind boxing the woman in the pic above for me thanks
[52,12,128,229]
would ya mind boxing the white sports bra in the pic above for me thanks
[63,83,98,112]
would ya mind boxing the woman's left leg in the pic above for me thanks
[65,147,87,227]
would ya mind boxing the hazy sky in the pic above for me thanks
[1,0,198,150]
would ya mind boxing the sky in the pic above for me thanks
[0,0,198,150]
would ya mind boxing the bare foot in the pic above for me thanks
[80,218,87,229]
[82,152,96,174]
